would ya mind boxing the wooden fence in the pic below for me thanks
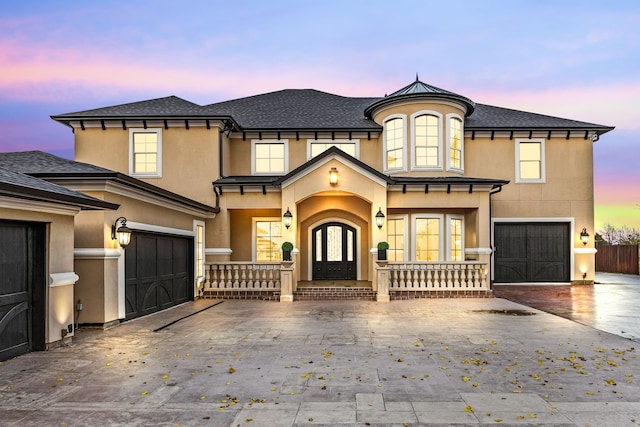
[595,245,639,275]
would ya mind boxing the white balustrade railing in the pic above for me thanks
[204,262,281,290]
[387,262,488,290]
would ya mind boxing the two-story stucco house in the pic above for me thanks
[42,78,612,328]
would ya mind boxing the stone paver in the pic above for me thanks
[1,297,639,426]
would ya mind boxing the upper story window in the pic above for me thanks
[129,128,162,177]
[252,140,288,174]
[383,115,406,172]
[412,112,442,170]
[516,138,545,183]
[308,140,358,159]
[447,115,463,172]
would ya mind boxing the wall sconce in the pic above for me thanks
[329,167,339,185]
[111,216,132,248]
[375,207,385,229]
[282,207,293,229]
[580,228,589,245]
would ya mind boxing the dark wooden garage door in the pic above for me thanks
[494,222,570,283]
[0,221,45,361]
[124,232,193,320]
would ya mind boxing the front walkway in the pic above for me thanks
[1,298,639,426]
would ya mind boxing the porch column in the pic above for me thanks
[375,260,390,302]
[280,261,294,302]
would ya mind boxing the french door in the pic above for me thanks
[312,222,356,280]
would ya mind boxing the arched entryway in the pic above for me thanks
[312,222,357,280]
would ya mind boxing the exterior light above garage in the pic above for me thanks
[282,207,293,229]
[111,217,132,248]
[580,228,589,245]
[375,207,385,229]
[329,167,339,185]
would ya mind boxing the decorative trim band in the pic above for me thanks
[74,248,122,259]
[465,247,493,255]
[574,248,597,255]
[206,248,233,255]
[50,272,79,287]
[127,221,194,237]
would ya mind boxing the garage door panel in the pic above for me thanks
[531,261,566,282]
[494,261,528,282]
[125,232,193,320]
[0,221,45,361]
[495,222,569,283]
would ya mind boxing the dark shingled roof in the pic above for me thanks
[205,89,380,130]
[0,150,113,174]
[0,166,118,210]
[466,104,612,131]
[50,80,614,134]
[52,96,208,118]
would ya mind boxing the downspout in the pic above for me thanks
[488,185,504,288]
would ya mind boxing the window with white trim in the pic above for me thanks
[309,140,358,159]
[254,219,282,262]
[516,138,545,183]
[448,215,464,261]
[387,216,407,261]
[130,128,162,177]
[195,222,205,279]
[447,115,463,171]
[412,112,442,169]
[384,116,406,171]
[252,140,288,174]
[414,215,443,261]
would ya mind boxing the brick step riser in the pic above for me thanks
[293,287,376,301]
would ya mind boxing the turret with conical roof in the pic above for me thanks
[364,77,475,118]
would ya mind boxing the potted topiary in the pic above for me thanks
[281,241,294,261]
[377,241,389,261]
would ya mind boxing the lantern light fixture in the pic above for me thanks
[580,227,589,245]
[111,217,132,248]
[283,207,293,229]
[329,167,339,185]
[375,207,385,229]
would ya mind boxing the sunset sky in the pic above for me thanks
[1,1,638,231]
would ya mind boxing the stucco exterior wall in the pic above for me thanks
[0,204,77,344]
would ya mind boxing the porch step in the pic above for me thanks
[293,287,377,301]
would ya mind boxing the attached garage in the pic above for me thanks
[124,231,194,320]
[0,221,46,361]
[494,222,570,283]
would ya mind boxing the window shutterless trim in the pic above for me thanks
[446,114,464,173]
[515,138,546,183]
[129,128,162,178]
[307,139,360,160]
[382,114,407,173]
[410,110,443,171]
[251,140,289,175]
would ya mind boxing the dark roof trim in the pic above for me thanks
[32,172,220,214]
[391,176,509,190]
[465,125,615,134]
[0,182,120,210]
[51,115,237,130]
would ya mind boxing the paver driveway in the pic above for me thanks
[1,298,639,426]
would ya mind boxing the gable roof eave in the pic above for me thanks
[37,172,220,215]
[274,146,393,188]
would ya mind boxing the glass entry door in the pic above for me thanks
[312,222,356,280]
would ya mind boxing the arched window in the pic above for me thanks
[413,112,441,169]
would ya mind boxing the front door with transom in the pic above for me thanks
[312,222,356,280]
